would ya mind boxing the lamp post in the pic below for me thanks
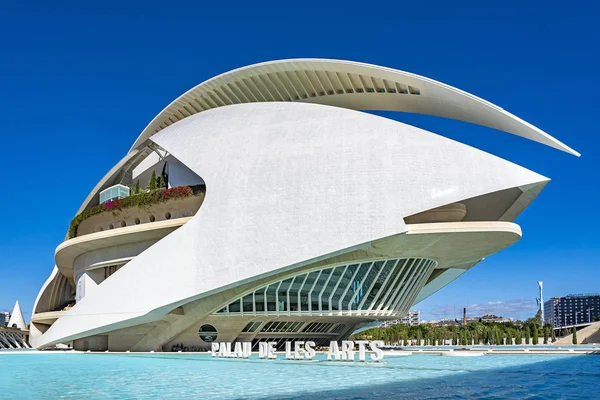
[588,307,595,323]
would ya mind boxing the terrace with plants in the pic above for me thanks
[68,170,206,239]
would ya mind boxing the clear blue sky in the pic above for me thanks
[1,1,598,322]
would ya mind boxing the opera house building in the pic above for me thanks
[30,59,578,352]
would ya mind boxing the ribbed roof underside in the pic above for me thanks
[131,59,578,156]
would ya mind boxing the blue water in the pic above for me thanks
[1,352,599,399]
[390,345,600,350]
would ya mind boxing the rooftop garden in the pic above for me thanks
[68,183,206,239]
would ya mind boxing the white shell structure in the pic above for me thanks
[7,301,26,330]
[29,59,577,351]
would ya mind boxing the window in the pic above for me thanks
[242,321,262,333]
[99,184,130,204]
[198,324,217,342]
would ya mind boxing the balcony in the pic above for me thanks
[69,184,205,238]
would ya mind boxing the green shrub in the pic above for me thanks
[134,179,140,194]
[573,327,578,345]
[148,171,157,190]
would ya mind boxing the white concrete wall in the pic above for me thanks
[36,102,549,348]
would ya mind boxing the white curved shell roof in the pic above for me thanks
[132,59,578,156]
[37,102,548,347]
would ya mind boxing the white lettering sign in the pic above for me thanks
[212,340,383,362]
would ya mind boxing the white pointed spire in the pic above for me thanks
[7,301,26,330]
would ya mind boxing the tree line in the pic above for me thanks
[351,316,560,346]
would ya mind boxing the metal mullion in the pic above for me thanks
[402,261,437,313]
[296,274,309,315]
[337,265,363,314]
[391,261,426,313]
[366,259,399,312]
[264,286,268,313]
[347,262,375,312]
[252,291,256,314]
[374,259,409,312]
[328,265,349,313]
[307,270,323,314]
[357,261,386,311]
[317,269,336,313]
[287,276,297,316]
[400,260,434,311]
[381,259,418,314]
[388,259,424,313]
[275,280,283,315]
[390,259,425,312]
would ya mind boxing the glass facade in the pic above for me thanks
[544,294,600,328]
[215,257,437,317]
[99,184,130,204]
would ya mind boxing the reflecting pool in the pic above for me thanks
[1,352,599,399]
